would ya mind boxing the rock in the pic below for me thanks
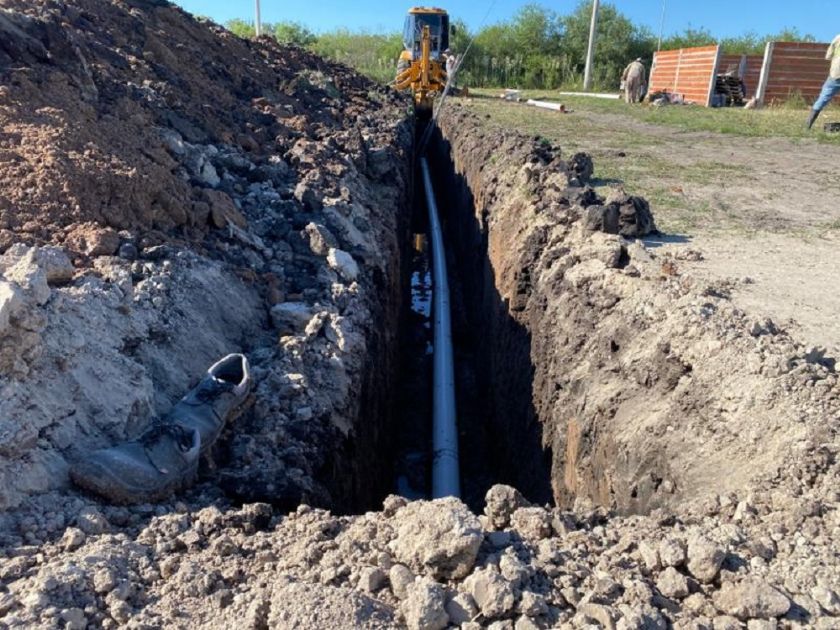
[713,578,790,620]
[327,248,359,281]
[66,225,121,256]
[445,592,478,625]
[402,579,449,630]
[61,527,87,551]
[514,616,541,630]
[464,566,516,619]
[159,128,187,156]
[812,586,840,615]
[499,550,532,586]
[60,607,87,630]
[32,246,74,284]
[484,485,529,529]
[683,593,709,614]
[389,564,415,600]
[205,189,247,229]
[487,622,515,630]
[2,248,50,305]
[389,497,482,580]
[519,591,548,617]
[304,222,338,256]
[638,541,661,573]
[713,615,742,630]
[294,182,323,212]
[602,190,657,237]
[199,160,221,187]
[577,603,618,629]
[0,280,23,333]
[687,535,725,583]
[510,507,552,540]
[118,242,139,261]
[270,302,314,334]
[93,568,117,593]
[358,566,385,593]
[569,152,594,185]
[656,567,689,599]
[746,621,778,630]
[582,577,622,605]
[659,537,687,567]
[75,507,109,535]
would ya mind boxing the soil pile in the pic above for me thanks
[0,0,412,512]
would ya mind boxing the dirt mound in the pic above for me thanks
[0,0,399,248]
[0,0,412,512]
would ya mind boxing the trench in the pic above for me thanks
[389,121,554,512]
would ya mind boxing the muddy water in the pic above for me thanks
[394,234,434,499]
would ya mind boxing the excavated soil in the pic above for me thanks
[0,0,413,514]
[1,1,839,629]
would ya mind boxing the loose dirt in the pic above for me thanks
[0,2,838,629]
[0,0,412,514]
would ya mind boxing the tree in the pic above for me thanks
[561,1,655,88]
[226,19,255,39]
[274,21,317,46]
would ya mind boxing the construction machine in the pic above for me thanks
[395,7,450,117]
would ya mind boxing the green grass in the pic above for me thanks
[455,91,840,238]
[470,88,840,143]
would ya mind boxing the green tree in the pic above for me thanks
[311,30,403,83]
[274,21,317,46]
[561,1,655,88]
[225,18,255,39]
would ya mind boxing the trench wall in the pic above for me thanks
[435,106,821,514]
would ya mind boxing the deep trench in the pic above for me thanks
[389,123,554,512]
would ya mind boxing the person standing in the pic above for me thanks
[622,58,647,104]
[807,34,840,129]
[444,48,458,88]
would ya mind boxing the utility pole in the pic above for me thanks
[583,0,600,91]
[657,0,666,51]
[254,0,262,37]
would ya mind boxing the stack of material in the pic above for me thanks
[714,74,745,106]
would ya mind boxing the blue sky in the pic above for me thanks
[172,1,840,42]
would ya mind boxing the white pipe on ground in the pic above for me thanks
[420,157,460,499]
[527,99,564,111]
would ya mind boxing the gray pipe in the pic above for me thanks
[420,157,460,499]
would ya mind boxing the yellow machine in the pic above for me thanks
[395,7,450,117]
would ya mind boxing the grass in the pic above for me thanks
[455,90,840,237]
[470,88,840,144]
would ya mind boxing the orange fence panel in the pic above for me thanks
[758,41,838,105]
[650,45,720,106]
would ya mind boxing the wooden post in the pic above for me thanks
[254,0,262,37]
